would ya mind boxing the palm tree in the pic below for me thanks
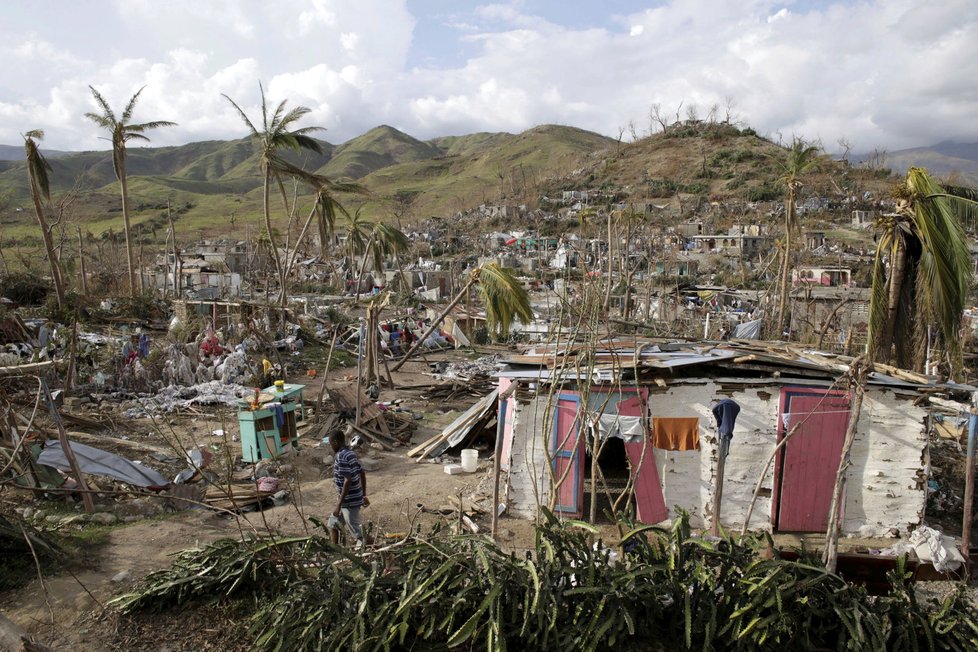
[84,86,175,296]
[773,138,822,337]
[391,261,533,371]
[23,130,65,306]
[867,167,977,373]
[340,208,409,300]
[274,174,366,311]
[222,83,325,291]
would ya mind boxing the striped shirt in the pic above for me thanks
[333,447,364,508]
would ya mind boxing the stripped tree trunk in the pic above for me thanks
[823,358,869,572]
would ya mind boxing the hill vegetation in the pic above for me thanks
[0,119,932,251]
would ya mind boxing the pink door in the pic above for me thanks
[775,388,851,532]
[552,393,583,516]
[618,392,668,524]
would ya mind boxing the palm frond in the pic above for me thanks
[866,236,891,359]
[940,183,978,203]
[906,167,972,362]
[121,86,146,123]
[474,262,534,338]
[221,94,260,138]
[87,85,116,122]
[23,132,53,201]
[128,120,178,132]
[83,112,114,129]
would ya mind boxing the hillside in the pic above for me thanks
[318,125,441,179]
[873,141,978,187]
[0,124,615,243]
[0,144,70,161]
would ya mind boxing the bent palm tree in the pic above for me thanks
[281,177,365,291]
[346,212,409,300]
[868,167,977,373]
[23,130,65,306]
[391,261,533,371]
[222,83,324,290]
[773,138,822,337]
[85,86,175,296]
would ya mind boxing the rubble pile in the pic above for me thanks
[123,381,250,417]
[433,354,500,380]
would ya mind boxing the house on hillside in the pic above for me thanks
[792,266,852,288]
[852,210,875,228]
[494,340,967,537]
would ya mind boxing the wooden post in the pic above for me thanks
[355,324,363,428]
[64,318,78,391]
[823,358,869,572]
[40,379,94,514]
[76,227,88,295]
[315,331,338,424]
[491,382,519,540]
[710,438,727,537]
[962,411,977,566]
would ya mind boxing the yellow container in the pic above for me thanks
[274,380,285,392]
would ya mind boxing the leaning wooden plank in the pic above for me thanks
[414,390,498,459]
[408,431,445,457]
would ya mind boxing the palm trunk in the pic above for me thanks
[263,168,283,279]
[391,275,476,372]
[117,155,137,297]
[29,177,65,307]
[775,188,796,337]
[354,240,374,302]
[603,212,614,312]
[877,237,906,363]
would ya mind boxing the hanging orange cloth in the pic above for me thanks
[652,417,700,451]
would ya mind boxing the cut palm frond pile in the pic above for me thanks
[112,512,978,651]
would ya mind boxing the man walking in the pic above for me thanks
[328,430,369,546]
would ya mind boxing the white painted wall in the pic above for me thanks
[506,380,929,536]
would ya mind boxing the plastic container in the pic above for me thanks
[460,449,478,473]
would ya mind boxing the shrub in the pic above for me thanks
[0,272,51,305]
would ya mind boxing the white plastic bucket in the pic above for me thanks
[460,449,478,473]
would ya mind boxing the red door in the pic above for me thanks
[618,392,668,524]
[774,388,851,532]
[552,393,583,516]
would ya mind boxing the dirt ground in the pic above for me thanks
[0,352,544,650]
[1,348,973,650]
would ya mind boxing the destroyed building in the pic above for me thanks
[494,339,967,537]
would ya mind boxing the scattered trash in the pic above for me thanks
[37,440,169,488]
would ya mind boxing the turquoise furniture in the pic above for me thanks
[238,383,306,463]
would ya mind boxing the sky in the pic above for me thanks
[0,0,976,153]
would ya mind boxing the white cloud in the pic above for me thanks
[0,0,976,153]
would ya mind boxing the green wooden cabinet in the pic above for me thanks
[238,383,305,463]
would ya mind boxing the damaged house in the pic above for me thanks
[495,339,967,538]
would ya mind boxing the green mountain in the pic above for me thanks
[318,125,441,179]
[869,141,978,187]
[0,123,616,242]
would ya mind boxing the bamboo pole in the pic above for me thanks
[315,332,338,424]
[76,227,88,295]
[823,358,869,572]
[710,438,727,537]
[962,410,977,566]
[40,379,94,514]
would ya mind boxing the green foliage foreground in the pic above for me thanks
[112,512,978,651]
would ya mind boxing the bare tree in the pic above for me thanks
[837,137,853,163]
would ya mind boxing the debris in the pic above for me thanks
[112,570,132,583]
[90,513,119,526]
[123,381,250,417]
[444,464,464,475]
[37,440,169,488]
